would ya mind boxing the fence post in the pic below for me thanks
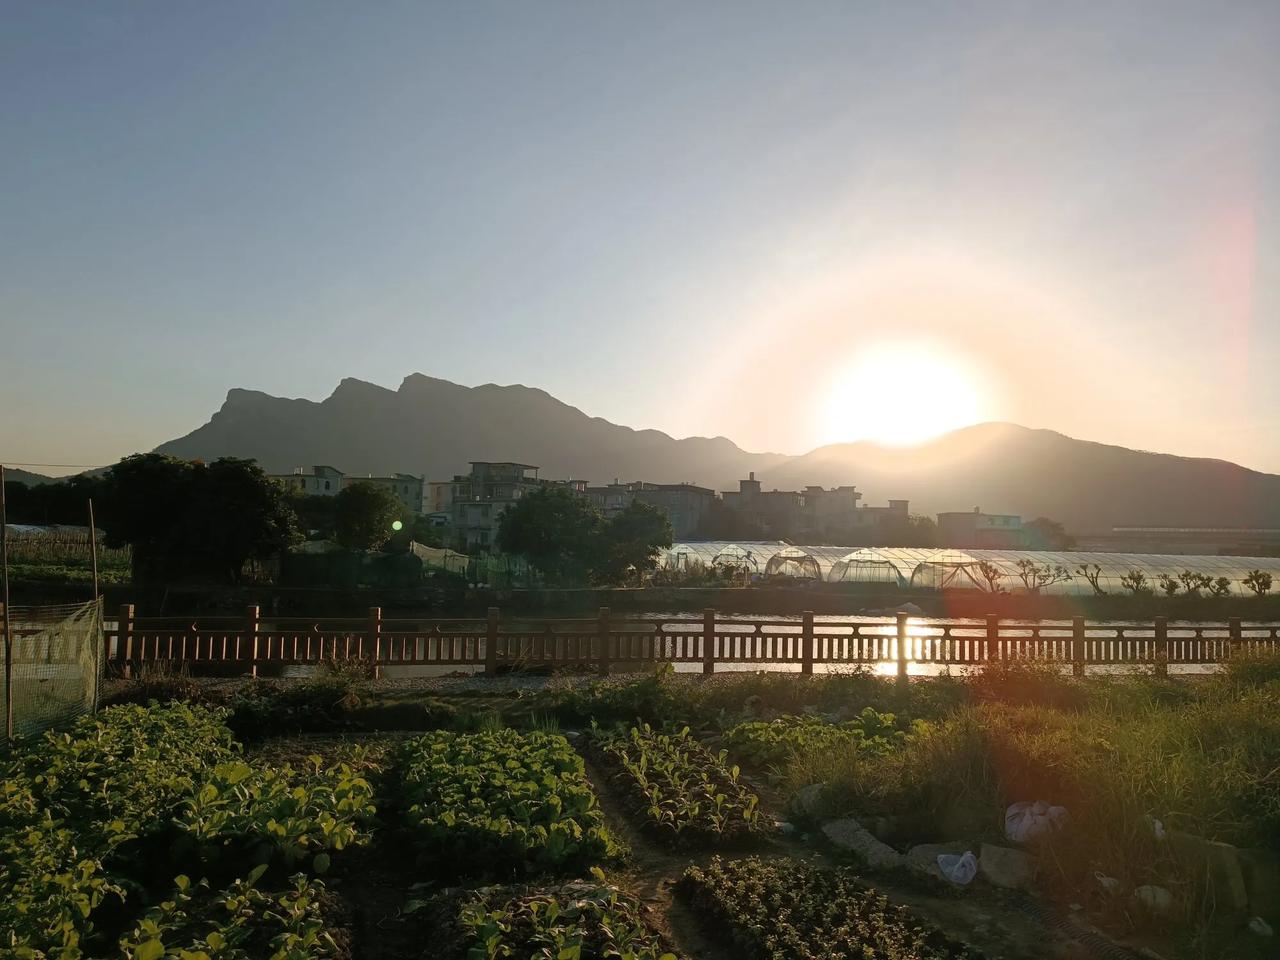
[485,606,499,676]
[118,603,135,679]
[985,614,999,667]
[896,612,909,685]
[801,610,814,676]
[1154,616,1168,677]
[597,606,611,676]
[703,607,716,675]
[1071,616,1085,678]
[1228,616,1242,662]
[245,604,260,678]
[368,606,382,680]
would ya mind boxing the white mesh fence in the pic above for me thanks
[5,597,103,738]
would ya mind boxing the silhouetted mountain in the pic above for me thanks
[156,374,785,490]
[153,377,1280,534]
[2,468,56,486]
[760,423,1280,533]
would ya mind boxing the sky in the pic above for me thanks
[2,1,1278,475]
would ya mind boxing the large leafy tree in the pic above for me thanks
[102,454,298,583]
[1023,517,1076,550]
[496,486,603,583]
[333,481,405,550]
[594,500,673,585]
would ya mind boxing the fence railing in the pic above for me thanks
[101,605,1280,680]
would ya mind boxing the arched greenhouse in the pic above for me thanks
[827,548,908,587]
[909,550,1002,591]
[764,546,822,580]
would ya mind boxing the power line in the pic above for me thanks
[0,462,108,470]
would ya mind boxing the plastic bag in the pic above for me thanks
[1005,801,1069,843]
[937,851,978,885]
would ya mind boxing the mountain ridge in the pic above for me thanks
[148,373,1280,534]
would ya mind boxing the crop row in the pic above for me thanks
[591,724,762,845]
[395,729,614,878]
[1,703,354,959]
[458,875,676,960]
[724,708,908,773]
[677,856,983,960]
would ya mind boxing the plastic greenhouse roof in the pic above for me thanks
[663,542,1280,596]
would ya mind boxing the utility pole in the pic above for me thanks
[1,465,13,740]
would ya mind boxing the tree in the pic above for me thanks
[1157,573,1179,597]
[1209,576,1231,598]
[1076,563,1107,596]
[1244,569,1273,597]
[1023,517,1076,551]
[696,498,765,540]
[1015,559,1072,594]
[594,500,673,585]
[496,486,603,583]
[287,491,340,541]
[976,560,1007,593]
[1120,570,1151,595]
[102,454,297,583]
[334,481,405,551]
[873,514,939,548]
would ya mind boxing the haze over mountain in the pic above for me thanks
[151,374,1280,535]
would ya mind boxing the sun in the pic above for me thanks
[820,342,985,446]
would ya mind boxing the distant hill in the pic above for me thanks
[151,375,1280,534]
[155,373,785,490]
[1,467,56,486]
[759,423,1280,533]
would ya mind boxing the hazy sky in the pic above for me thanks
[3,1,1278,474]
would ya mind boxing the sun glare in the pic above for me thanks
[821,342,985,447]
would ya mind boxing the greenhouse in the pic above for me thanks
[908,550,995,591]
[662,541,1280,596]
[827,549,908,586]
[710,543,761,573]
[763,546,823,580]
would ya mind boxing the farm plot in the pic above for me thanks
[724,708,907,775]
[456,876,677,960]
[395,728,615,879]
[678,856,984,960]
[589,724,763,846]
[0,703,354,959]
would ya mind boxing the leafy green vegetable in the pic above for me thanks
[678,856,983,959]
[591,724,762,845]
[724,708,908,775]
[396,729,614,878]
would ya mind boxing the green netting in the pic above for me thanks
[5,598,103,738]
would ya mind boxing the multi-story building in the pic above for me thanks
[585,481,715,539]
[936,508,1025,548]
[446,462,548,551]
[720,473,908,543]
[270,466,425,515]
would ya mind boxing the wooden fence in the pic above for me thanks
[99,605,1280,680]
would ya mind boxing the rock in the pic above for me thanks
[870,815,901,841]
[1093,872,1122,896]
[1167,830,1250,915]
[906,841,973,879]
[792,783,826,818]
[1239,848,1280,921]
[822,818,906,870]
[978,843,1038,891]
[1132,885,1175,916]
[774,820,798,836]
[1248,916,1273,937]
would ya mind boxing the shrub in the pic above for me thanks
[591,724,762,845]
[678,856,981,959]
[227,678,362,741]
[395,729,614,878]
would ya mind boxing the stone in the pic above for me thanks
[1239,848,1280,921]
[978,843,1038,891]
[1167,830,1250,915]
[906,841,973,879]
[1132,885,1175,916]
[791,783,826,818]
[1247,916,1273,937]
[821,818,906,870]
